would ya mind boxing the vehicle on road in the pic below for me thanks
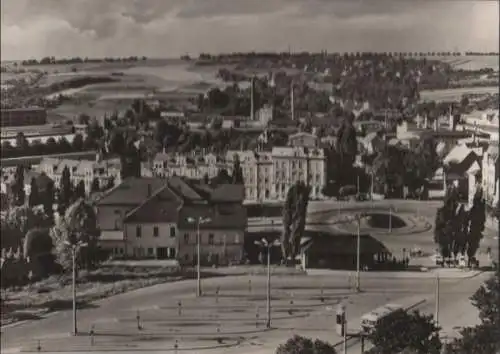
[361,303,403,334]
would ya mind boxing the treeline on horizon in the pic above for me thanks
[193,51,499,60]
[12,51,499,66]
[20,56,148,66]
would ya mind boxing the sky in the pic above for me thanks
[1,0,499,61]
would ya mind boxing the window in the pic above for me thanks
[184,233,189,244]
[235,233,240,244]
[170,226,176,238]
[208,233,214,245]
[153,226,159,237]
[136,226,142,238]
[148,248,154,256]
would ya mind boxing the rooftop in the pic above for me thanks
[96,177,167,205]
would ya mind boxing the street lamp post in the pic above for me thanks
[64,240,88,336]
[254,238,280,329]
[187,217,211,297]
[355,214,363,292]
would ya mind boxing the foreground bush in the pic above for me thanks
[276,335,337,354]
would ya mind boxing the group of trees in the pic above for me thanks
[1,131,99,159]
[276,271,500,353]
[1,194,101,287]
[434,186,486,266]
[9,164,96,218]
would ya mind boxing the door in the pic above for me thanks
[156,247,168,259]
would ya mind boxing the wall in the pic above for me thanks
[177,228,244,266]
[124,222,178,258]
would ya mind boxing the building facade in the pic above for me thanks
[36,155,121,193]
[482,143,499,208]
[96,177,246,263]
[145,137,327,203]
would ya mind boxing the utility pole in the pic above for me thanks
[72,246,77,335]
[266,244,271,329]
[356,214,361,292]
[435,273,440,327]
[66,240,87,336]
[187,217,211,297]
[389,206,392,233]
[196,220,201,297]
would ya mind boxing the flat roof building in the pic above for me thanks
[0,108,47,127]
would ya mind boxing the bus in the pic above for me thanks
[360,303,403,334]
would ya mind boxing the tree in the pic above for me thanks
[11,165,25,206]
[90,178,100,193]
[106,177,115,190]
[28,177,40,207]
[58,166,72,215]
[368,309,442,354]
[445,271,500,353]
[23,227,56,277]
[1,205,50,254]
[434,185,460,260]
[75,180,86,199]
[281,181,311,264]
[51,199,100,271]
[276,335,337,354]
[336,116,357,186]
[43,180,55,222]
[465,188,486,265]
[72,133,84,151]
[232,154,244,184]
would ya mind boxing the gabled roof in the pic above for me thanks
[192,183,245,203]
[124,185,182,223]
[168,176,205,202]
[444,145,475,165]
[96,177,167,205]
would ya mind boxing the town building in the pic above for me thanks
[95,177,246,263]
[430,145,483,201]
[142,152,226,180]
[36,154,121,193]
[481,143,499,208]
[270,146,326,200]
[461,109,499,141]
[0,107,47,127]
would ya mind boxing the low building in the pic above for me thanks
[95,177,246,263]
[0,108,47,127]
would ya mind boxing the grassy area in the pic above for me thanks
[0,265,206,327]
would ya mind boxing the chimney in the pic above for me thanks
[250,77,255,121]
[433,119,438,132]
[449,114,455,131]
[290,81,295,121]
[424,115,428,129]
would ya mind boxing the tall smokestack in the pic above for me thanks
[250,76,255,121]
[290,81,295,121]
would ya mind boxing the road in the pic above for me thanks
[1,200,495,353]
[1,271,492,354]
